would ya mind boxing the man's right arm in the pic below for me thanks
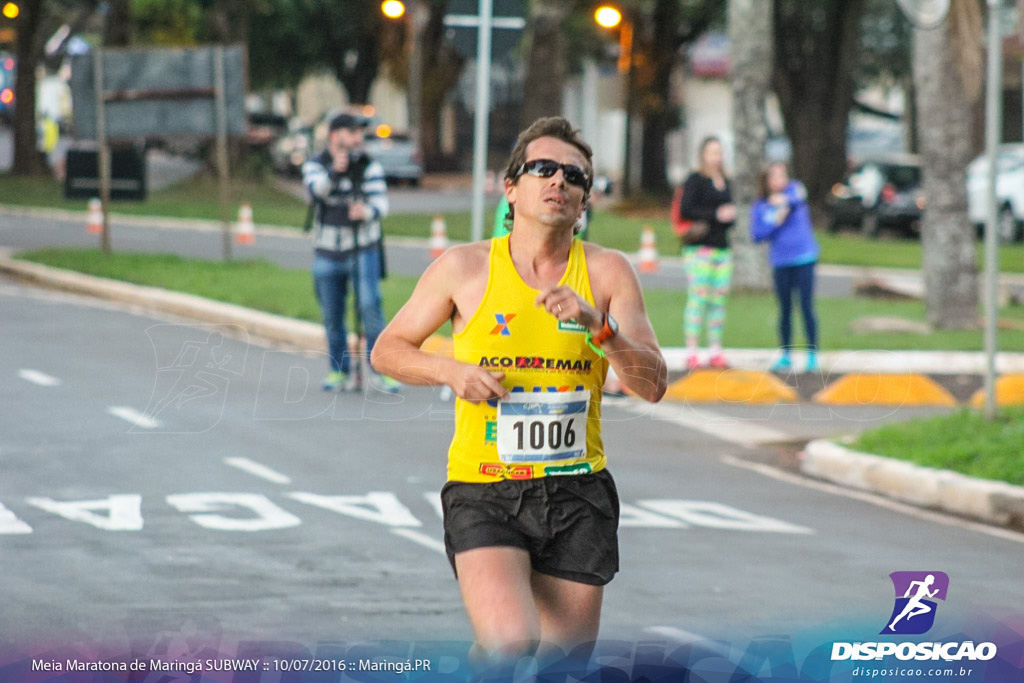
[302,154,333,199]
[370,246,508,403]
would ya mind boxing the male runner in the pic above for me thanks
[371,117,667,663]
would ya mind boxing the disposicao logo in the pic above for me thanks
[882,571,949,635]
[830,571,998,663]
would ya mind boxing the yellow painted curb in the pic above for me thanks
[969,375,1024,407]
[813,373,957,406]
[664,369,799,404]
[420,335,454,357]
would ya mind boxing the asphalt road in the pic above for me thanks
[3,278,1022,656]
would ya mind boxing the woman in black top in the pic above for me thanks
[678,136,736,369]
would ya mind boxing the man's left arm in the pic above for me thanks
[597,252,667,402]
[537,249,667,403]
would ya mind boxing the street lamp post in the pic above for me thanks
[444,4,525,242]
[595,4,634,194]
[381,1,427,148]
[981,0,1003,420]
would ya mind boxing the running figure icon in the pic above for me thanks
[882,571,949,635]
[888,574,938,631]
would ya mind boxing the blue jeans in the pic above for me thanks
[313,249,386,374]
[772,261,818,351]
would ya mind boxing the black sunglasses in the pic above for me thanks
[514,159,590,189]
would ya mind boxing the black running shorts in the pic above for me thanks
[440,469,620,586]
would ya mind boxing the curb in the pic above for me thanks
[0,255,326,352]
[802,440,1024,529]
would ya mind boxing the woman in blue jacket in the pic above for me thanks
[750,162,820,373]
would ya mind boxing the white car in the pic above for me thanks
[966,143,1024,243]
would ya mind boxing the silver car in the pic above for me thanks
[966,143,1024,243]
[363,126,423,187]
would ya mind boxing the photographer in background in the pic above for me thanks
[303,112,400,393]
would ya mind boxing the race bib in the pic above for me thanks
[496,390,589,463]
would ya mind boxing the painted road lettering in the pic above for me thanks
[0,493,812,536]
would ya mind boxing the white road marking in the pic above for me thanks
[18,369,62,387]
[224,457,292,485]
[0,502,32,534]
[391,528,447,555]
[26,495,144,531]
[604,397,790,446]
[620,502,686,527]
[165,493,301,531]
[638,500,813,534]
[721,455,1024,545]
[425,491,444,520]
[288,491,422,527]
[107,406,161,429]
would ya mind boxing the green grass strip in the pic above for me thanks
[16,248,1024,351]
[850,406,1024,486]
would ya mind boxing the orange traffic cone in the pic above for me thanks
[235,203,254,245]
[86,197,103,235]
[638,225,659,273]
[429,214,448,259]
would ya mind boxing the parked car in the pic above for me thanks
[270,123,313,176]
[246,111,289,151]
[271,113,423,186]
[363,124,423,186]
[827,157,925,238]
[965,143,1024,243]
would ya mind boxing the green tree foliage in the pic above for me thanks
[248,0,316,91]
[247,0,386,105]
[857,0,913,88]
[131,0,203,45]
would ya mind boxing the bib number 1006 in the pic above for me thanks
[512,419,576,451]
[496,389,589,463]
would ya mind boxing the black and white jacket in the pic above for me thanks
[302,149,389,260]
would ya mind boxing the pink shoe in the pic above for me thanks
[708,354,729,369]
[687,354,702,371]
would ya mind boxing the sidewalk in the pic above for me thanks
[2,221,1024,533]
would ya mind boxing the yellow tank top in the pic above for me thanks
[448,235,608,482]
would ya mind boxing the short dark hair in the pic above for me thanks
[502,117,593,232]
[329,112,367,132]
[503,117,593,194]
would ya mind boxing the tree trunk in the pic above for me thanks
[11,0,45,176]
[728,0,773,292]
[773,0,865,207]
[520,0,568,127]
[636,0,680,196]
[419,1,465,170]
[912,3,980,329]
[103,0,132,46]
[334,33,379,106]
